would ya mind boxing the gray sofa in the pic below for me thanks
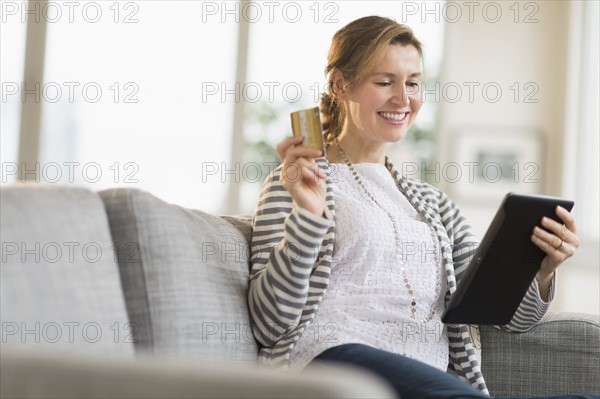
[1,185,598,398]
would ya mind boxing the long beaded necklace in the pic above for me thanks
[332,139,442,322]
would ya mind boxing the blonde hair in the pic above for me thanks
[320,16,423,143]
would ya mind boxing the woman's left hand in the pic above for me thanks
[531,205,580,279]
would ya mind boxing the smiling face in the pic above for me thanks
[337,44,423,147]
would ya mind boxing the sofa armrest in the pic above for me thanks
[0,347,396,399]
[480,311,600,397]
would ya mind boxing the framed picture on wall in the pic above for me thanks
[447,126,545,202]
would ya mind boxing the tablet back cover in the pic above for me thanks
[442,193,574,325]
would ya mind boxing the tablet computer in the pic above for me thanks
[441,193,574,325]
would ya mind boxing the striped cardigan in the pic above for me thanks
[248,156,553,395]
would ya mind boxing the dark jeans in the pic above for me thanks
[311,344,599,399]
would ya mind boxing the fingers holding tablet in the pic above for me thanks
[531,205,580,275]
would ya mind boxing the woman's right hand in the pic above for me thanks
[275,136,327,217]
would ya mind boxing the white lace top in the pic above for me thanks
[289,163,449,371]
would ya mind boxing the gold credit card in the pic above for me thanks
[290,107,325,153]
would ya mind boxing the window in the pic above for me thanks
[576,0,599,241]
[33,1,238,212]
[1,6,27,183]
[564,0,599,241]
[5,1,446,214]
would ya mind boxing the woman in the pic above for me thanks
[248,16,591,399]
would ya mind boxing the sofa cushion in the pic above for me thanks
[99,188,258,364]
[0,185,134,355]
